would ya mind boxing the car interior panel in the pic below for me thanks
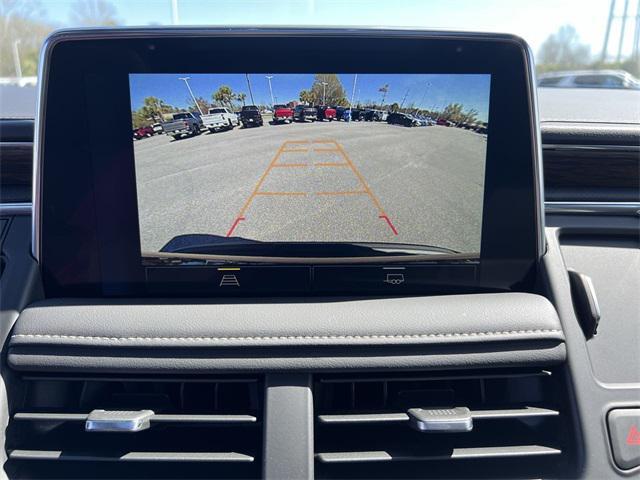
[0,24,638,480]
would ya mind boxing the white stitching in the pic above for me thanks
[11,330,562,342]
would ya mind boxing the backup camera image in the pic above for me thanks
[130,73,490,261]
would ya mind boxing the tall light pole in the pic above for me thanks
[633,0,640,60]
[245,74,256,106]
[171,0,180,25]
[617,0,631,62]
[178,76,203,114]
[416,82,430,115]
[399,89,409,109]
[321,81,328,105]
[265,75,275,106]
[348,74,358,121]
[12,40,22,78]
[601,0,616,61]
[379,84,389,107]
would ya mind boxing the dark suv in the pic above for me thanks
[387,112,418,127]
[293,105,317,122]
[239,105,264,128]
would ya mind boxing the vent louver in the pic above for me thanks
[314,368,574,479]
[6,375,263,479]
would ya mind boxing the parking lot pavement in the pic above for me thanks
[133,121,487,254]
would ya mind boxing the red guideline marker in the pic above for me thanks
[379,215,398,235]
[226,217,245,237]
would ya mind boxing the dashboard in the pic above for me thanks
[0,27,639,480]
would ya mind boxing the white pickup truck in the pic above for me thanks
[201,107,240,132]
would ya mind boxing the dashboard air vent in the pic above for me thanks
[5,375,263,479]
[314,368,574,479]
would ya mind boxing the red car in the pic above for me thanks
[316,105,337,121]
[272,104,293,123]
[133,125,154,139]
[436,118,452,127]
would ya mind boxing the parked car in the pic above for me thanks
[335,106,349,121]
[387,112,419,127]
[537,69,640,90]
[133,125,154,139]
[474,122,488,134]
[201,107,239,132]
[341,108,362,121]
[239,105,264,128]
[272,104,293,123]
[350,108,364,121]
[151,123,163,134]
[364,109,388,121]
[162,112,203,139]
[293,105,317,122]
[436,118,454,127]
[316,105,337,121]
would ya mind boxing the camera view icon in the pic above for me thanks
[219,274,240,287]
[384,273,405,285]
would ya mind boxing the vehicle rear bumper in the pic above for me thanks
[205,121,227,129]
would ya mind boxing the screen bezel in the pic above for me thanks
[34,28,544,297]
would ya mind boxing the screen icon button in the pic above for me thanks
[384,273,405,285]
[219,274,240,287]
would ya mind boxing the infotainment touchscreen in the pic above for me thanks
[38,30,541,296]
[129,73,491,263]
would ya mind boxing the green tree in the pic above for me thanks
[590,58,640,77]
[188,96,210,114]
[213,85,236,109]
[308,74,348,106]
[441,103,465,122]
[462,108,479,124]
[0,0,53,76]
[537,25,590,71]
[235,92,247,107]
[299,89,313,104]
[69,0,119,26]
[138,96,175,122]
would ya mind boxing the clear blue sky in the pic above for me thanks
[41,0,635,60]
[129,73,491,121]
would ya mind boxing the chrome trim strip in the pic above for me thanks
[32,29,49,262]
[543,144,640,152]
[31,27,545,262]
[522,40,546,258]
[0,141,33,148]
[85,409,154,433]
[0,203,32,216]
[545,202,640,216]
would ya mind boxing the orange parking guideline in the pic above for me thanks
[333,141,387,216]
[236,141,288,218]
[315,190,367,196]
[226,139,398,238]
[255,191,307,196]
